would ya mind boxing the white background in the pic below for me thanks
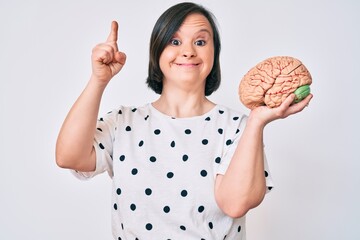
[1,0,359,239]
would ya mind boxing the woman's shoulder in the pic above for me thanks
[98,103,151,122]
[104,103,150,114]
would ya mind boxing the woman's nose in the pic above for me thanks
[181,44,196,58]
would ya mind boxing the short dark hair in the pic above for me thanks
[146,2,221,96]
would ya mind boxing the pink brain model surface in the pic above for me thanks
[239,56,312,109]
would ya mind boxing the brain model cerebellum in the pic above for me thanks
[239,56,312,109]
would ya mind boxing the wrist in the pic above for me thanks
[247,111,267,130]
[89,74,110,90]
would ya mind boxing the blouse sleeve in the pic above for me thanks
[216,115,274,193]
[71,110,117,180]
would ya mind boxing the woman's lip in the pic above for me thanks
[175,63,200,66]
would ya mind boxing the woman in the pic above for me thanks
[56,2,312,239]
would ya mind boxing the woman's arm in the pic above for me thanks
[215,93,313,218]
[55,21,126,172]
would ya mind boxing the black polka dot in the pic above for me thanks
[132,108,137,112]
[209,222,213,229]
[198,205,205,213]
[145,188,152,195]
[99,118,104,121]
[97,128,102,132]
[200,170,208,177]
[236,129,240,134]
[170,141,175,147]
[233,116,239,120]
[238,225,242,232]
[264,171,269,177]
[182,154,189,162]
[138,140,144,147]
[202,139,209,145]
[154,129,161,135]
[99,143,105,149]
[119,155,125,161]
[167,172,174,178]
[145,223,152,231]
[205,117,211,121]
[218,128,223,134]
[219,110,224,114]
[121,223,124,230]
[215,157,221,164]
[130,204,136,211]
[113,203,118,210]
[131,168,138,175]
[185,129,191,134]
[268,186,273,191]
[118,110,122,114]
[125,126,131,131]
[163,206,170,213]
[145,115,149,120]
[116,188,121,195]
[226,139,232,145]
[181,190,188,197]
[149,156,157,162]
[180,225,186,231]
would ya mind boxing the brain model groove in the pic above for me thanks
[239,56,312,109]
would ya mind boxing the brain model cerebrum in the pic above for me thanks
[239,56,312,109]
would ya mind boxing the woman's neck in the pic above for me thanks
[152,90,215,118]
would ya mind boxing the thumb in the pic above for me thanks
[115,51,127,65]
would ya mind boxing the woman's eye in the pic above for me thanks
[170,39,181,46]
[195,40,206,46]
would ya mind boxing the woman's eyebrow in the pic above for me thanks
[196,28,212,36]
[176,28,213,37]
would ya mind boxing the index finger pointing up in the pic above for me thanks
[106,21,118,42]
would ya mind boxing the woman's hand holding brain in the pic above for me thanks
[239,56,312,109]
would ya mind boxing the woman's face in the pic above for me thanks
[159,13,214,93]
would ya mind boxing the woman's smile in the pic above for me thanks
[174,62,201,67]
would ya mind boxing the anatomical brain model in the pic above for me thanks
[239,56,312,109]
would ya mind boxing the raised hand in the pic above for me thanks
[91,21,127,84]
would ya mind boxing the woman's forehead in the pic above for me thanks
[177,13,213,35]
